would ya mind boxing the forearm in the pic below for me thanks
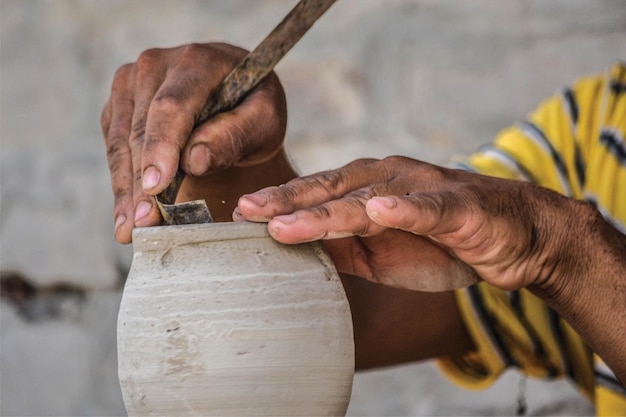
[340,273,475,370]
[532,201,626,383]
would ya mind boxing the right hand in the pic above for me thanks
[101,42,288,243]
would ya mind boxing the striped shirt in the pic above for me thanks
[438,62,626,416]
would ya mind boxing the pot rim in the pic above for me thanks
[131,222,272,252]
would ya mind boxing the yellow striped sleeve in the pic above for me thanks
[465,89,585,197]
[440,62,626,413]
[595,357,626,416]
[582,64,626,233]
[438,285,594,396]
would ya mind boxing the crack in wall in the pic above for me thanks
[0,271,88,321]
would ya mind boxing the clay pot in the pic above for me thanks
[117,222,354,416]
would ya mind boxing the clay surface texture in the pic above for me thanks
[117,222,354,416]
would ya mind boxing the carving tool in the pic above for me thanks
[157,0,338,224]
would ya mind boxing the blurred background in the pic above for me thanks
[1,0,624,415]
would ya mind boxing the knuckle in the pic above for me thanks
[112,63,135,87]
[379,155,414,177]
[129,118,147,145]
[136,48,164,70]
[346,157,379,169]
[180,42,207,58]
[103,127,133,179]
[309,170,348,194]
[109,64,136,103]
[346,187,376,202]
[346,157,386,179]
[108,118,130,143]
[309,205,334,221]
[178,44,221,72]
[211,42,248,62]
[275,182,300,203]
[113,184,132,205]
[105,136,130,172]
[418,163,446,181]
[381,155,446,184]
[100,102,111,134]
[341,198,371,236]
[381,155,411,166]
[152,90,187,114]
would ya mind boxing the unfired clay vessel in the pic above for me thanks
[117,222,354,416]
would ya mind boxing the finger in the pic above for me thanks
[366,192,473,238]
[131,144,162,230]
[140,44,239,194]
[232,206,247,222]
[265,192,387,244]
[100,97,112,138]
[127,49,169,227]
[103,63,137,244]
[237,158,385,221]
[181,73,287,176]
[365,193,482,287]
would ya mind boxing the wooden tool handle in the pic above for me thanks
[157,0,338,207]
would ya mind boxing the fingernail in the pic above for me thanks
[142,166,160,191]
[232,207,245,222]
[134,201,152,222]
[189,144,209,176]
[114,214,126,232]
[374,196,397,209]
[273,213,297,225]
[242,192,269,207]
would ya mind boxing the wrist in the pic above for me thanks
[529,197,625,322]
[528,198,596,301]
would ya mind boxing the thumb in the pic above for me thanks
[365,193,469,238]
[181,76,286,177]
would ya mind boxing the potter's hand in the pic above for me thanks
[236,157,482,291]
[236,156,580,292]
[101,43,288,243]
[238,156,626,380]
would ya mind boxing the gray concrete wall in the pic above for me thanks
[1,0,624,415]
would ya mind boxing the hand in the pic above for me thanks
[101,42,288,243]
[235,156,579,292]
[237,156,626,380]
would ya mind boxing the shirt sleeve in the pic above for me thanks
[437,65,626,403]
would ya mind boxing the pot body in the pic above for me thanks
[117,222,354,416]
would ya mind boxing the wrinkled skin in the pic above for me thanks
[102,42,626,380]
[236,156,570,292]
[236,156,626,381]
[101,43,289,244]
[100,42,475,370]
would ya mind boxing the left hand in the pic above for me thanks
[235,156,574,292]
[100,42,289,242]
